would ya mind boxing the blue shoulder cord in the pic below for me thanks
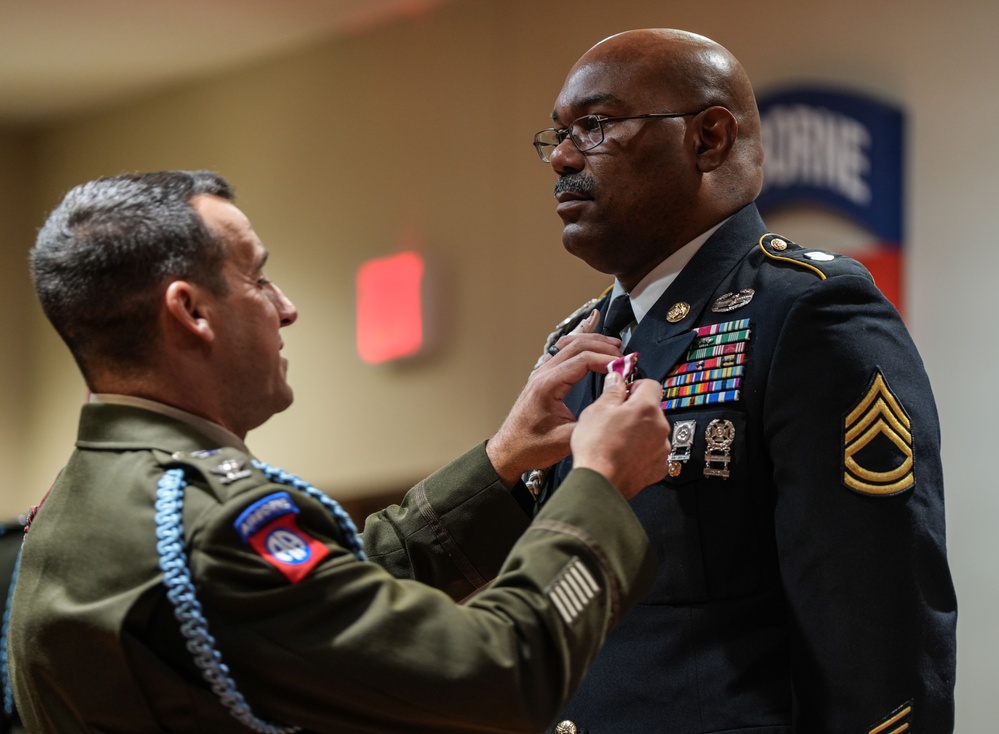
[0,529,19,719]
[155,459,366,734]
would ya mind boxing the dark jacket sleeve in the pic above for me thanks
[765,273,957,731]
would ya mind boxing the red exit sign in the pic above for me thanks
[355,251,426,364]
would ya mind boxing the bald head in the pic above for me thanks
[542,29,765,286]
[576,29,764,192]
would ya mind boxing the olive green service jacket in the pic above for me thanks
[9,403,656,733]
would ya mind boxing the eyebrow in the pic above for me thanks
[551,92,625,123]
[256,250,270,272]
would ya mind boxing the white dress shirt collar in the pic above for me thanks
[609,218,729,345]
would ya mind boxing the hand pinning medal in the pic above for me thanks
[607,352,640,389]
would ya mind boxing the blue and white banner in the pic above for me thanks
[757,87,905,311]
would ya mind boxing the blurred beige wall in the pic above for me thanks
[2,0,996,726]
[0,128,37,502]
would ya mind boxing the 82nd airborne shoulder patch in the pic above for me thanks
[843,369,915,496]
[234,491,331,582]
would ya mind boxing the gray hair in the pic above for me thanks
[30,170,235,381]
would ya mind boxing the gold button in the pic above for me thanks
[668,461,682,477]
[770,237,787,251]
[666,301,690,323]
[554,722,578,734]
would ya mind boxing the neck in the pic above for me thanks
[90,367,242,439]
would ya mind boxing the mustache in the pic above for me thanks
[553,173,596,198]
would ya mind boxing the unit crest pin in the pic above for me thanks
[666,302,690,323]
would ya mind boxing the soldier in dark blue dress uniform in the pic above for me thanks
[532,28,957,734]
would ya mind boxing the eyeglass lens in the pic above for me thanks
[533,115,605,162]
[572,116,603,151]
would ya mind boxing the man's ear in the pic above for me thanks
[164,280,215,343]
[693,106,738,173]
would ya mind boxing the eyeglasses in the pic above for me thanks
[533,111,701,162]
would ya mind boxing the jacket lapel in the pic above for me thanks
[560,293,614,420]
[628,204,767,382]
[560,204,767,415]
[545,204,767,501]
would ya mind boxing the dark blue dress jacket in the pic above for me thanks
[541,203,957,734]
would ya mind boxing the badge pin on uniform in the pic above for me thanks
[666,301,690,323]
[703,419,736,479]
[667,419,697,477]
[190,449,221,459]
[172,448,220,460]
[211,458,253,485]
[711,289,755,313]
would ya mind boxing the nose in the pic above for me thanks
[548,137,584,175]
[274,284,298,327]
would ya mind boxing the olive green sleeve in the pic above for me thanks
[186,454,656,734]
[361,441,533,599]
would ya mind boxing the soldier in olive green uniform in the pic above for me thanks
[7,171,671,733]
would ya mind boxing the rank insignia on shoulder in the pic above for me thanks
[234,491,330,583]
[867,700,913,734]
[189,449,221,459]
[171,448,221,460]
[211,458,253,485]
[757,232,867,282]
[843,369,915,496]
[803,250,836,261]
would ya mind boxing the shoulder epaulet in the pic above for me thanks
[534,284,614,370]
[758,233,873,283]
[158,449,367,560]
[159,447,263,500]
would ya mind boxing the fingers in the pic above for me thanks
[602,369,625,394]
[570,309,600,335]
[542,313,616,365]
[490,346,614,485]
[626,377,665,405]
[538,334,622,379]
[532,349,625,405]
[597,375,662,411]
[491,313,648,488]
[571,377,671,500]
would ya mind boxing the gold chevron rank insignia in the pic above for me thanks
[843,369,914,496]
[868,700,913,733]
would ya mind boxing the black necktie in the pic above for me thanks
[601,295,635,337]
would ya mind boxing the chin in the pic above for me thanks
[562,230,589,260]
[274,387,294,414]
[563,239,616,277]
